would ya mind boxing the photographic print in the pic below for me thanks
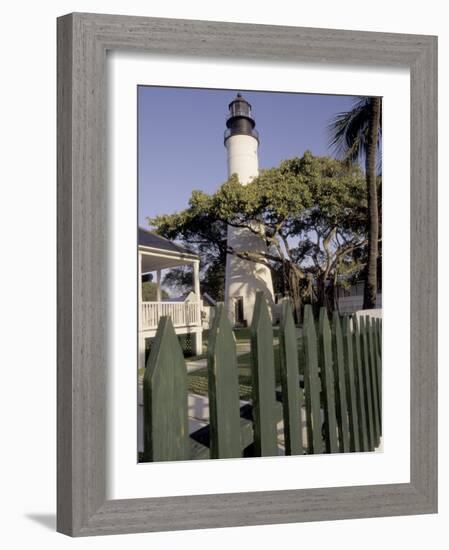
[56,14,437,535]
[137,86,382,462]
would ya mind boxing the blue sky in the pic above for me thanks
[138,86,359,227]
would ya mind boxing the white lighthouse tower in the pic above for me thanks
[223,93,275,326]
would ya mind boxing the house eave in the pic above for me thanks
[138,243,199,262]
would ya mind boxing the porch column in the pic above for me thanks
[139,335,146,370]
[193,260,200,301]
[138,251,145,370]
[138,251,142,330]
[192,259,202,354]
[156,269,162,302]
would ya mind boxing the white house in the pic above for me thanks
[337,279,382,314]
[167,291,217,329]
[138,228,203,369]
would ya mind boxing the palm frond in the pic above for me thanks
[328,97,382,166]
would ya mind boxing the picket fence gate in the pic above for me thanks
[143,292,382,462]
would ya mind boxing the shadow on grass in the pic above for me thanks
[187,337,303,401]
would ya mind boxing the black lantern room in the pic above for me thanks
[224,93,259,144]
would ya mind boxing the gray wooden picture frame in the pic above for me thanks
[57,12,438,537]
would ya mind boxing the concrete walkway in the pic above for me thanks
[138,388,381,455]
[185,391,288,455]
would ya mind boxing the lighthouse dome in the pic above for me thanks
[224,93,259,144]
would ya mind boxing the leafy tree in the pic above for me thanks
[142,281,169,301]
[329,97,382,309]
[278,154,367,313]
[161,267,193,297]
[199,259,226,301]
[148,152,367,315]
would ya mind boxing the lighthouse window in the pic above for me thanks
[231,102,250,118]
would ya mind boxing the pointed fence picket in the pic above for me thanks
[302,304,324,454]
[367,317,381,448]
[319,309,339,453]
[279,300,304,456]
[342,316,360,452]
[371,317,382,432]
[142,295,382,462]
[250,293,279,457]
[352,315,369,451]
[143,316,189,462]
[360,316,376,450]
[207,303,242,459]
[332,312,350,453]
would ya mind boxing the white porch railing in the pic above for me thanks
[141,301,201,331]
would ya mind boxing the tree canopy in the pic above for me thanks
[328,97,382,309]
[142,281,169,302]
[148,151,369,314]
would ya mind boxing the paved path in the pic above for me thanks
[185,391,287,456]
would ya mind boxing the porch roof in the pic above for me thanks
[138,228,199,272]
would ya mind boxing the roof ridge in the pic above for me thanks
[138,227,198,257]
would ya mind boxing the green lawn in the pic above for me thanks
[184,327,275,361]
[140,326,303,401]
[187,349,278,401]
[187,327,303,401]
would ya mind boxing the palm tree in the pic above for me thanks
[329,97,382,309]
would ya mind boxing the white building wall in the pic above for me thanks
[338,293,382,314]
[224,134,275,326]
[354,308,383,320]
[225,134,259,184]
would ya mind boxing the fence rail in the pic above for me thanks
[143,292,382,461]
[141,301,201,330]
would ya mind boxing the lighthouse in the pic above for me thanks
[223,93,275,326]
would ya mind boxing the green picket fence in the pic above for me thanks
[143,292,382,462]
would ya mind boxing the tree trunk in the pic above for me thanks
[315,276,326,317]
[363,97,381,309]
[286,264,302,324]
[325,279,336,315]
